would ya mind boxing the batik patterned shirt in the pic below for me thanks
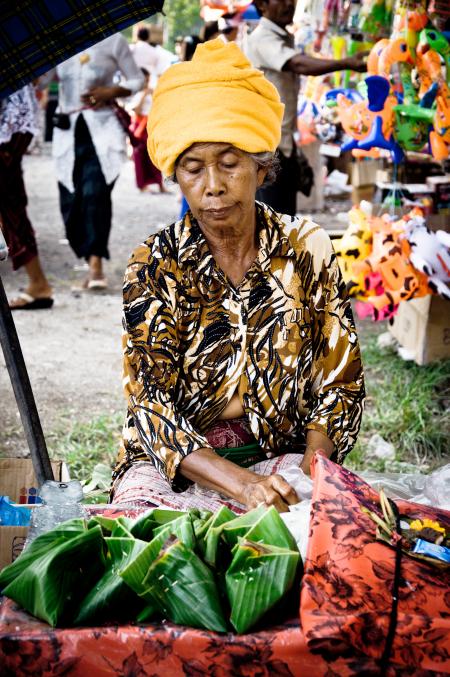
[113,203,365,491]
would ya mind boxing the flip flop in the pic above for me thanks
[9,291,54,311]
[87,278,108,290]
[71,278,108,293]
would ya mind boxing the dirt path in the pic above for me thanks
[0,146,180,456]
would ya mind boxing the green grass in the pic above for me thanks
[47,412,123,482]
[347,334,450,472]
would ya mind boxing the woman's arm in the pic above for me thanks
[179,447,298,512]
[300,429,335,476]
[304,230,365,465]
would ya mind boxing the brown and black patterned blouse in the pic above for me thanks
[113,203,365,491]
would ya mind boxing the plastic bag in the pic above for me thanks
[0,496,31,526]
[278,463,450,559]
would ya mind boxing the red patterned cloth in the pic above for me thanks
[1,462,449,675]
[1,596,440,676]
[203,416,255,448]
[301,455,450,673]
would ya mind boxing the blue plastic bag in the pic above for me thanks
[0,496,31,526]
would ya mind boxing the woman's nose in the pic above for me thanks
[205,166,226,196]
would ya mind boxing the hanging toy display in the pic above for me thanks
[335,0,450,162]
[335,205,450,321]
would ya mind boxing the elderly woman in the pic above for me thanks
[111,40,365,513]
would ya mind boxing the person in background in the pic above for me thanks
[218,12,242,43]
[148,25,178,80]
[0,85,53,310]
[246,0,367,216]
[199,21,220,42]
[43,77,59,142]
[131,26,158,75]
[129,68,167,193]
[51,33,144,290]
[179,35,202,63]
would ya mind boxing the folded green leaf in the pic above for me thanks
[2,525,105,626]
[142,535,228,632]
[119,533,168,598]
[243,506,298,551]
[130,508,185,541]
[110,516,135,538]
[74,536,148,625]
[152,513,196,551]
[203,505,237,567]
[220,505,268,549]
[226,539,300,633]
[0,518,87,589]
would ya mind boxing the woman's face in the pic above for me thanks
[175,143,266,234]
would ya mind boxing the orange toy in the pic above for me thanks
[334,204,373,295]
[337,90,396,142]
[416,45,450,144]
[352,209,431,311]
[367,39,390,76]
[377,38,413,80]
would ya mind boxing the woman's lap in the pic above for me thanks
[111,453,304,515]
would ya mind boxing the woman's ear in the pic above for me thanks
[256,166,267,187]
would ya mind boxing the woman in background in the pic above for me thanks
[52,33,143,290]
[129,68,167,193]
[0,84,53,310]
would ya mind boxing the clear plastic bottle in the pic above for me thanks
[26,480,87,544]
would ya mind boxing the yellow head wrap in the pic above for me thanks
[147,39,284,176]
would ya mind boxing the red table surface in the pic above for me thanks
[1,596,443,676]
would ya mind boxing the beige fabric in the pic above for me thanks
[246,18,299,157]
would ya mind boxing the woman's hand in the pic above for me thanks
[240,473,299,513]
[81,85,132,109]
[179,448,298,513]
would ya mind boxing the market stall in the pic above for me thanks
[1,455,449,676]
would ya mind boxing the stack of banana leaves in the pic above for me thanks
[0,505,301,633]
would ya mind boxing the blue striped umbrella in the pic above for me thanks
[0,0,164,99]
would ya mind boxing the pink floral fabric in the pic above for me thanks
[300,454,450,673]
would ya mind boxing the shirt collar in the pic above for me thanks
[259,17,291,39]
[177,203,296,273]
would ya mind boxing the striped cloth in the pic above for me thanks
[0,0,164,100]
[112,454,304,514]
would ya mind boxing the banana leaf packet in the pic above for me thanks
[0,505,301,633]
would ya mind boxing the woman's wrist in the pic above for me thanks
[179,447,257,503]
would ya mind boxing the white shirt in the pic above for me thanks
[246,18,299,156]
[130,40,159,74]
[0,84,40,145]
[52,34,144,191]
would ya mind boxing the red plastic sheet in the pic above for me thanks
[301,455,450,674]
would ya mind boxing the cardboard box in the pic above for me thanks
[389,296,450,365]
[351,159,384,187]
[0,458,69,503]
[352,184,375,204]
[0,458,69,570]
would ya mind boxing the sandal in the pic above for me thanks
[9,291,54,311]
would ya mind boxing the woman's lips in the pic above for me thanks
[203,206,233,217]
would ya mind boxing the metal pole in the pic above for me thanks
[0,231,54,485]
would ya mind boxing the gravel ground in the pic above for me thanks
[0,144,350,457]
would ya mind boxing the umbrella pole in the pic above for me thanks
[0,269,54,485]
